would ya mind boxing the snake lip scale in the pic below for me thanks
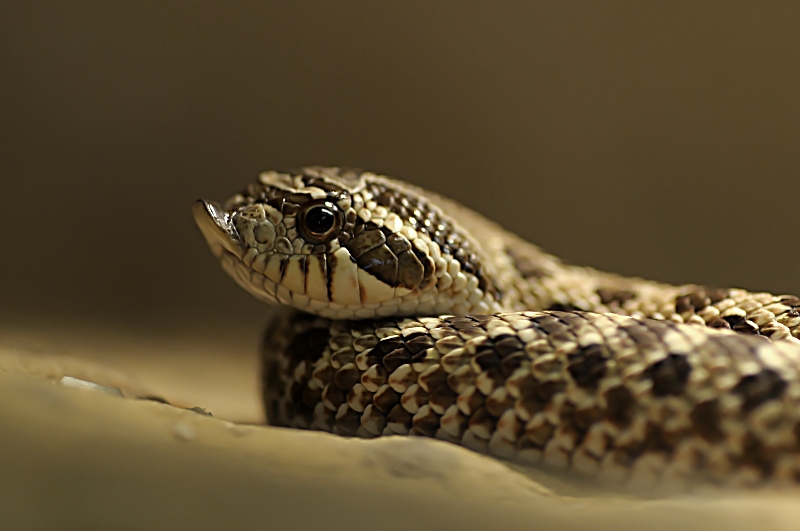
[195,166,800,490]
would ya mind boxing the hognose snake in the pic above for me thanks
[194,167,800,490]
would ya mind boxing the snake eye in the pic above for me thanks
[298,201,343,243]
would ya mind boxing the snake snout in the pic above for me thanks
[193,199,243,258]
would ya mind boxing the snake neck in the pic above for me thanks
[457,206,800,342]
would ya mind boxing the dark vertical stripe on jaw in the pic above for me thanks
[278,255,289,283]
[297,255,308,295]
[325,250,336,303]
[318,253,329,301]
[301,254,309,296]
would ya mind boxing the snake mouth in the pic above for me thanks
[193,199,244,259]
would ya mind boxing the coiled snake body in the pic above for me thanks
[194,167,800,489]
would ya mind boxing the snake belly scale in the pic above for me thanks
[194,167,800,489]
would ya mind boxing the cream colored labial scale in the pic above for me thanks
[356,268,395,304]
[329,247,360,306]
[282,255,307,295]
[263,254,285,286]
[305,254,329,306]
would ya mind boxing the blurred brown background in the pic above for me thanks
[2,1,798,333]
[2,5,798,527]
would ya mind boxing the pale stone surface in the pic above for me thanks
[2,331,800,530]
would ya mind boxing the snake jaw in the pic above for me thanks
[193,199,244,259]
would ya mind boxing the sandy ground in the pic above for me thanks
[3,318,800,530]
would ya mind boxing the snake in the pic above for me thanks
[194,166,800,490]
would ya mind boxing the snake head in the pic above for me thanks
[194,167,501,319]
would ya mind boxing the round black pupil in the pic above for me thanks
[305,206,335,234]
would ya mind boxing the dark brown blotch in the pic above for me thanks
[374,386,400,413]
[690,399,725,443]
[357,246,399,286]
[448,316,479,330]
[604,384,635,427]
[405,335,434,354]
[733,369,787,412]
[472,315,496,327]
[533,314,572,334]
[506,246,549,279]
[501,352,526,377]
[428,384,456,412]
[468,407,496,435]
[532,379,565,403]
[382,348,412,373]
[674,295,693,314]
[358,350,384,369]
[412,246,436,287]
[385,232,411,255]
[333,364,361,390]
[336,407,362,436]
[473,349,502,371]
[299,168,357,191]
[377,336,405,354]
[722,315,759,334]
[567,344,608,388]
[571,404,603,432]
[707,317,731,329]
[645,353,692,396]
[524,418,555,447]
[676,287,730,315]
[739,432,774,477]
[345,229,386,259]
[412,407,440,437]
[387,403,413,428]
[322,384,345,410]
[690,290,710,311]
[353,335,379,351]
[418,365,448,391]
[597,288,636,306]
[620,324,661,352]
[545,302,585,312]
[285,328,331,366]
[493,336,524,357]
[780,296,800,308]
[266,196,284,212]
[288,193,311,206]
[706,288,729,303]
[330,347,356,367]
[396,250,425,290]
[376,189,396,208]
